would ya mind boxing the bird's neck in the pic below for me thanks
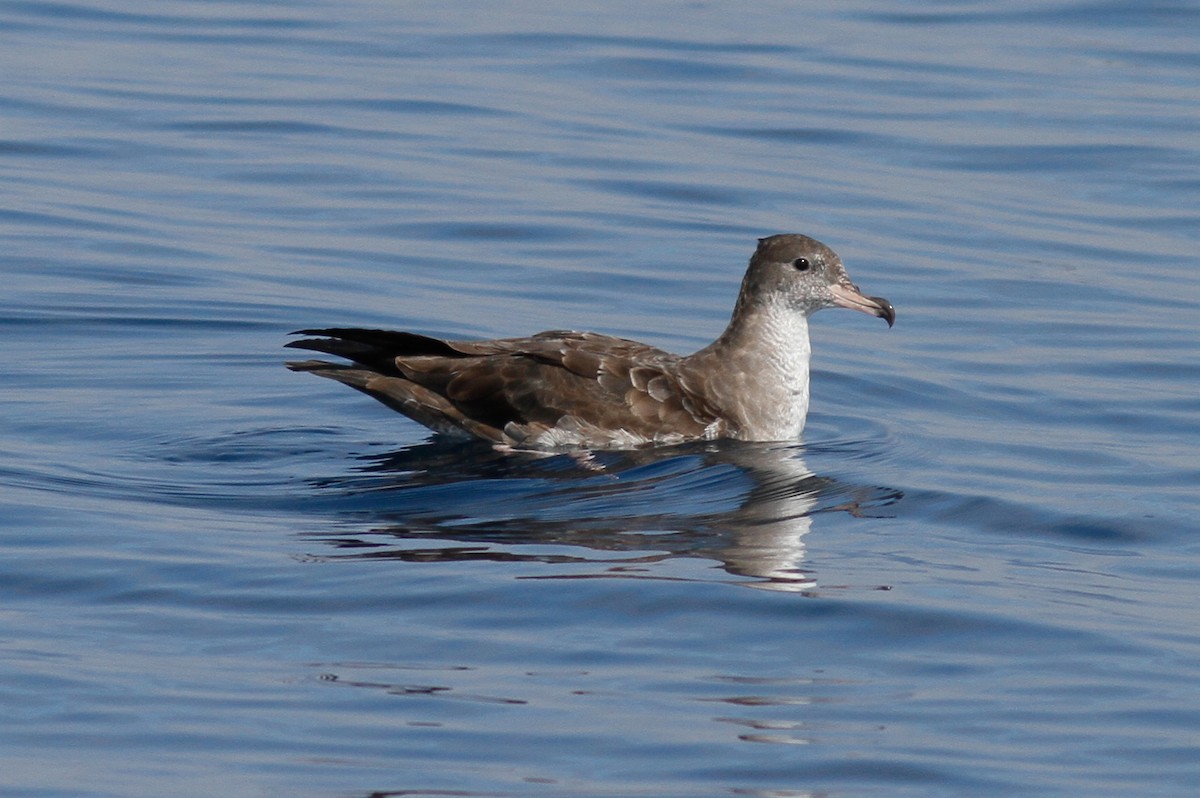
[689,300,813,440]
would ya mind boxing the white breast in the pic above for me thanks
[729,310,812,441]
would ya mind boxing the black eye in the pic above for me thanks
[792,257,810,271]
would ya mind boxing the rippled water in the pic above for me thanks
[3,1,1199,796]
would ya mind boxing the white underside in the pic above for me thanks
[725,306,812,441]
[510,417,718,450]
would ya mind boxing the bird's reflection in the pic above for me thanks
[301,438,901,593]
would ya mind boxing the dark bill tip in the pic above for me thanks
[869,296,895,328]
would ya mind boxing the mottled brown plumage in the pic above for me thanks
[287,234,894,450]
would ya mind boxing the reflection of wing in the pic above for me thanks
[299,440,906,593]
[287,328,727,448]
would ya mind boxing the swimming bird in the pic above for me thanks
[286,234,894,450]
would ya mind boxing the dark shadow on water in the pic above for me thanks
[298,438,902,593]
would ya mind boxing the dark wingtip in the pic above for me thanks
[289,328,353,337]
[283,327,467,363]
[284,337,350,354]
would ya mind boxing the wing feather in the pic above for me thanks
[288,328,724,448]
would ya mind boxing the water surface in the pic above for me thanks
[2,1,1199,796]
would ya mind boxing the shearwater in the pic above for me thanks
[287,234,894,450]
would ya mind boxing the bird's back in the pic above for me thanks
[286,328,723,448]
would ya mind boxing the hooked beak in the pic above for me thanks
[828,283,895,327]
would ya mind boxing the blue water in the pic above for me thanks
[3,1,1199,796]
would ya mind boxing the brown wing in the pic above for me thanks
[287,328,725,448]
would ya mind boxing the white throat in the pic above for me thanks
[742,306,812,439]
[695,301,813,442]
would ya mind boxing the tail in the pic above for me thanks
[284,331,505,443]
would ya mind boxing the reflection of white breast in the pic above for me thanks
[719,444,817,592]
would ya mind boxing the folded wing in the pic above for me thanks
[286,328,724,448]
